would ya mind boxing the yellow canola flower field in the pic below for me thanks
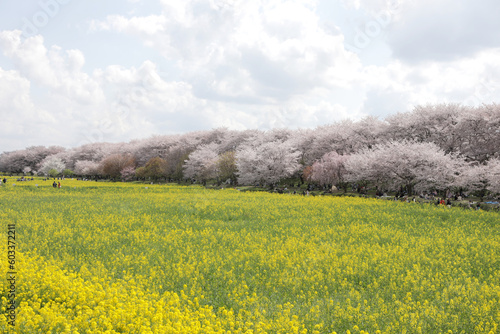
[0,179,499,333]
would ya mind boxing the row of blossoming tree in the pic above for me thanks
[1,103,499,196]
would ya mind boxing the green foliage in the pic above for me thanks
[135,166,146,179]
[217,151,237,184]
[173,152,190,181]
[63,169,75,177]
[48,168,59,178]
[143,157,168,180]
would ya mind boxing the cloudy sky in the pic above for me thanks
[1,0,499,152]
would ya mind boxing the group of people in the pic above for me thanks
[436,198,453,207]
[15,176,34,182]
[1,177,64,188]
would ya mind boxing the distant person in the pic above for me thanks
[2,178,6,184]
[58,182,61,188]
[53,181,57,188]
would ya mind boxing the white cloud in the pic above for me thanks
[0,68,33,113]
[386,0,500,62]
[0,67,61,150]
[1,0,500,153]
[0,31,104,105]
[0,31,226,149]
[90,14,166,35]
[92,0,361,104]
[358,48,500,115]
[0,31,57,87]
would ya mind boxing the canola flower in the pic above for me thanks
[0,179,499,333]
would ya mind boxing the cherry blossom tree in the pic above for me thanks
[0,151,25,173]
[23,166,32,175]
[183,143,219,184]
[120,166,136,181]
[307,120,361,164]
[457,159,500,197]
[488,159,500,194]
[54,142,127,172]
[456,163,491,200]
[38,156,66,176]
[385,104,465,153]
[0,146,65,173]
[384,103,500,163]
[131,132,213,180]
[26,146,66,170]
[351,116,388,150]
[130,135,179,167]
[74,160,101,177]
[311,151,350,190]
[218,129,260,154]
[236,140,301,186]
[345,141,461,194]
[454,104,500,163]
[286,128,316,166]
